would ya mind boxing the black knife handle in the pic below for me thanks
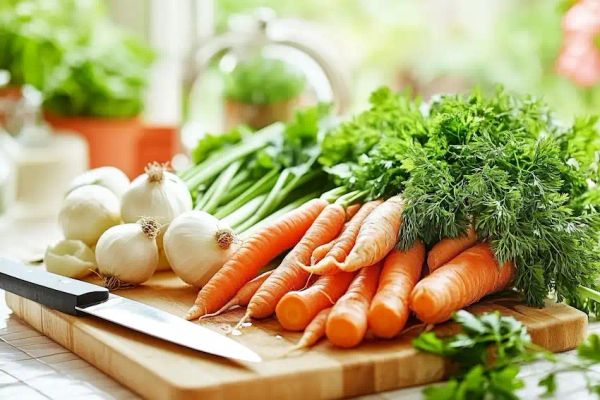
[0,258,108,315]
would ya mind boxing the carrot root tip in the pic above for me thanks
[185,305,202,320]
[231,312,251,333]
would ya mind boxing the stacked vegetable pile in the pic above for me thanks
[183,86,600,349]
[47,86,600,351]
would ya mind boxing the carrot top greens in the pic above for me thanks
[319,86,600,312]
[395,88,600,310]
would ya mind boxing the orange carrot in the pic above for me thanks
[276,271,355,331]
[368,242,425,338]
[309,203,362,265]
[200,270,273,319]
[427,227,477,272]
[304,200,383,274]
[326,263,382,348]
[410,243,514,324]
[344,203,361,220]
[335,195,404,272]
[242,203,348,321]
[185,198,328,320]
[292,307,332,350]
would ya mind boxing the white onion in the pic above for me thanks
[164,211,236,287]
[95,218,159,289]
[59,185,121,246]
[121,162,192,224]
[68,166,130,198]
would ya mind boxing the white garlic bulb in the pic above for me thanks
[59,185,121,246]
[95,218,160,289]
[121,162,192,225]
[164,211,236,287]
[68,166,130,199]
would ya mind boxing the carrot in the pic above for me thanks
[292,307,332,350]
[199,270,273,319]
[368,242,425,338]
[185,198,328,320]
[304,200,383,274]
[427,227,477,272]
[241,203,348,322]
[344,203,361,220]
[309,203,362,263]
[326,263,382,348]
[276,271,355,331]
[335,195,404,272]
[410,243,515,324]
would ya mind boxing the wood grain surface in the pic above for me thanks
[5,271,588,400]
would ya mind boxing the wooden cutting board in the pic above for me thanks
[5,271,588,400]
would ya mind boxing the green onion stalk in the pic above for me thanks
[179,123,333,233]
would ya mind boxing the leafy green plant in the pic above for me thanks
[0,0,100,89]
[0,0,154,118]
[43,23,154,118]
[223,57,306,105]
[414,311,600,399]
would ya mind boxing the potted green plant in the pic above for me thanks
[41,19,154,177]
[0,0,158,177]
[223,56,306,129]
[0,0,97,124]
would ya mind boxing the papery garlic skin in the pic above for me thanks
[68,167,130,199]
[164,211,236,287]
[45,239,95,279]
[59,185,121,246]
[95,219,159,289]
[121,163,192,225]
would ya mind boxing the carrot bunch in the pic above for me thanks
[186,196,516,350]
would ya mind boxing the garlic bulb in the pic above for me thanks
[121,162,192,224]
[68,166,130,198]
[155,223,171,271]
[59,185,121,246]
[45,240,95,279]
[95,218,160,289]
[164,211,236,287]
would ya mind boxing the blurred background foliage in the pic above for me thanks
[216,0,599,118]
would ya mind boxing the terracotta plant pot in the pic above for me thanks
[0,85,22,127]
[137,124,179,173]
[224,97,299,130]
[44,112,143,178]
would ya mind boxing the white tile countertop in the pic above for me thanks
[0,215,598,400]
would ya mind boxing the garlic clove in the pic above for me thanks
[156,223,171,271]
[45,239,96,279]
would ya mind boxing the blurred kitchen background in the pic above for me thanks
[0,0,598,219]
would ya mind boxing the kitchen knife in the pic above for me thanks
[0,258,261,363]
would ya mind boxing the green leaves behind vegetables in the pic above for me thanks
[397,87,600,308]
[43,24,154,118]
[319,87,428,199]
[1,0,153,118]
[414,311,600,400]
[251,103,332,171]
[0,0,102,88]
[223,56,306,105]
[191,125,251,164]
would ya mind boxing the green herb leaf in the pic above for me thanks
[539,373,557,397]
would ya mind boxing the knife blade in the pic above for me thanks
[0,258,261,363]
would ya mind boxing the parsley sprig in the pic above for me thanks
[414,311,600,399]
